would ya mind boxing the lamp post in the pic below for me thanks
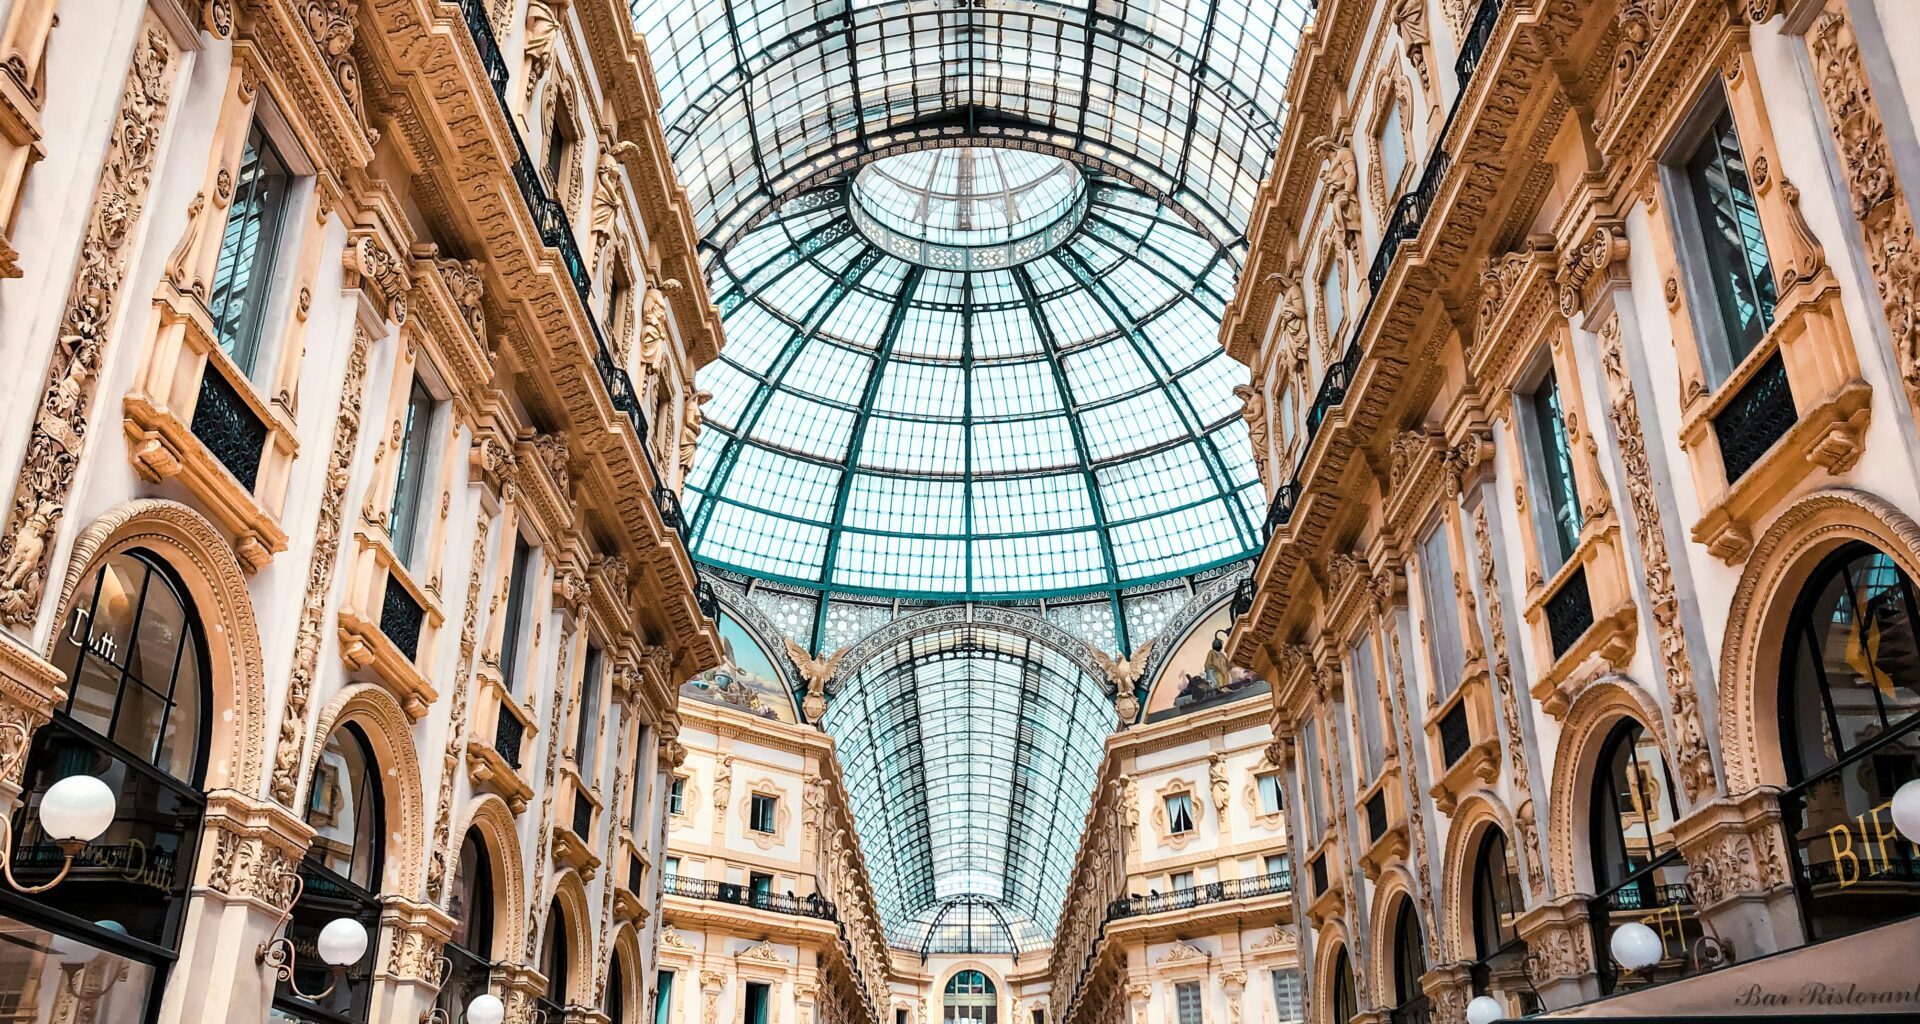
[257,871,370,1000]
[0,773,116,892]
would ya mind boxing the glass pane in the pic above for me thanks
[0,918,157,1023]
[1380,103,1407,201]
[1420,523,1463,698]
[208,124,292,376]
[1685,106,1777,366]
[388,379,437,567]
[1530,370,1582,566]
[306,727,381,889]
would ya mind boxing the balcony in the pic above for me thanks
[1711,351,1796,483]
[1105,870,1293,921]
[1454,0,1507,85]
[1542,565,1595,661]
[662,875,839,922]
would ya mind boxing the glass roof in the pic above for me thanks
[680,176,1266,598]
[628,0,1316,250]
[820,623,1113,953]
[854,148,1084,252]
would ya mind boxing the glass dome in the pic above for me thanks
[850,148,1087,270]
[683,159,1264,599]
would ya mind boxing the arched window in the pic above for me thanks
[441,828,496,1020]
[1588,719,1694,993]
[606,953,627,1024]
[542,898,570,1013]
[277,724,385,1022]
[1391,899,1428,1016]
[0,550,214,1022]
[1330,947,1357,1024]
[943,969,997,1023]
[1470,828,1521,961]
[1777,542,1920,941]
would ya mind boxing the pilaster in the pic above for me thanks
[1515,894,1600,1008]
[1670,785,1803,959]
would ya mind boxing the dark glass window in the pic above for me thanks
[441,828,495,1022]
[655,971,674,1024]
[1778,543,1920,941]
[387,379,437,567]
[668,776,685,816]
[575,645,603,784]
[1590,721,1681,890]
[1683,104,1778,368]
[52,551,206,781]
[1471,828,1523,961]
[499,536,534,692]
[1165,793,1194,834]
[1393,900,1427,1009]
[606,955,626,1024]
[1331,948,1357,1024]
[743,982,770,1024]
[749,794,777,834]
[208,123,292,376]
[543,898,569,1008]
[1529,368,1582,566]
[280,724,384,1023]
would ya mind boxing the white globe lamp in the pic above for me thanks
[39,775,116,848]
[1891,779,1920,843]
[316,918,369,968]
[466,994,507,1024]
[1610,920,1664,971]
[1465,995,1504,1024]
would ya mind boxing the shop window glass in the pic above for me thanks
[278,724,384,1022]
[440,829,495,1022]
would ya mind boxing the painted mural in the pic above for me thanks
[680,612,799,723]
[1144,605,1269,721]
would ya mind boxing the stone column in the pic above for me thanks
[368,896,456,1024]
[699,970,725,1024]
[1515,895,1600,1008]
[1671,786,1803,959]
[0,628,61,816]
[153,790,313,1024]
[499,962,547,1024]
[1419,963,1471,1024]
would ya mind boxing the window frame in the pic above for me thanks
[1164,792,1195,835]
[1516,360,1583,571]
[386,374,443,569]
[1256,771,1285,815]
[498,532,538,693]
[207,119,297,381]
[574,642,605,784]
[749,792,779,834]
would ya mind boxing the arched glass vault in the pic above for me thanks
[820,620,1112,953]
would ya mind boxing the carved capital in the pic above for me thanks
[1556,224,1630,319]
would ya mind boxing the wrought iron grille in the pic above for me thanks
[1305,341,1361,442]
[1309,853,1329,896]
[190,365,268,491]
[1104,869,1292,921]
[457,0,684,520]
[1455,0,1508,85]
[1544,565,1595,660]
[378,575,425,661]
[661,875,839,920]
[1438,700,1472,768]
[628,852,645,892]
[1231,576,1256,620]
[1265,481,1302,538]
[695,576,719,620]
[1713,351,1796,483]
[654,484,684,532]
[1366,790,1389,845]
[571,794,593,841]
[1368,151,1451,293]
[493,709,524,769]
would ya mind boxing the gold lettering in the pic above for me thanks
[1829,824,1860,888]
[1872,800,1901,873]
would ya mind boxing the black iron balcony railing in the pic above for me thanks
[379,574,425,661]
[454,0,703,544]
[1105,870,1292,921]
[695,575,720,620]
[1438,700,1473,768]
[662,874,840,921]
[1310,853,1330,896]
[493,709,524,770]
[1713,351,1796,483]
[570,794,593,840]
[1366,789,1389,845]
[1264,479,1302,538]
[1543,564,1595,660]
[190,364,268,491]
[1368,150,1452,294]
[1231,575,1256,620]
[1455,0,1508,85]
[627,851,645,892]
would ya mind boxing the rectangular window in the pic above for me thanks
[1271,969,1304,1022]
[1380,102,1408,201]
[1165,793,1195,834]
[606,272,631,351]
[1321,265,1345,349]
[630,724,650,829]
[663,856,679,877]
[1265,853,1290,878]
[668,776,685,816]
[1351,633,1384,780]
[1528,368,1583,567]
[743,982,770,1024]
[1171,871,1194,890]
[545,116,573,194]
[208,122,292,377]
[387,378,437,568]
[1419,522,1464,698]
[575,645,604,783]
[749,872,772,904]
[1257,771,1285,815]
[1032,1011,1045,1024]
[749,793,777,834]
[654,971,673,1024]
[498,535,535,692]
[1302,721,1325,836]
[1176,980,1204,1024]
[1682,104,1778,373]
